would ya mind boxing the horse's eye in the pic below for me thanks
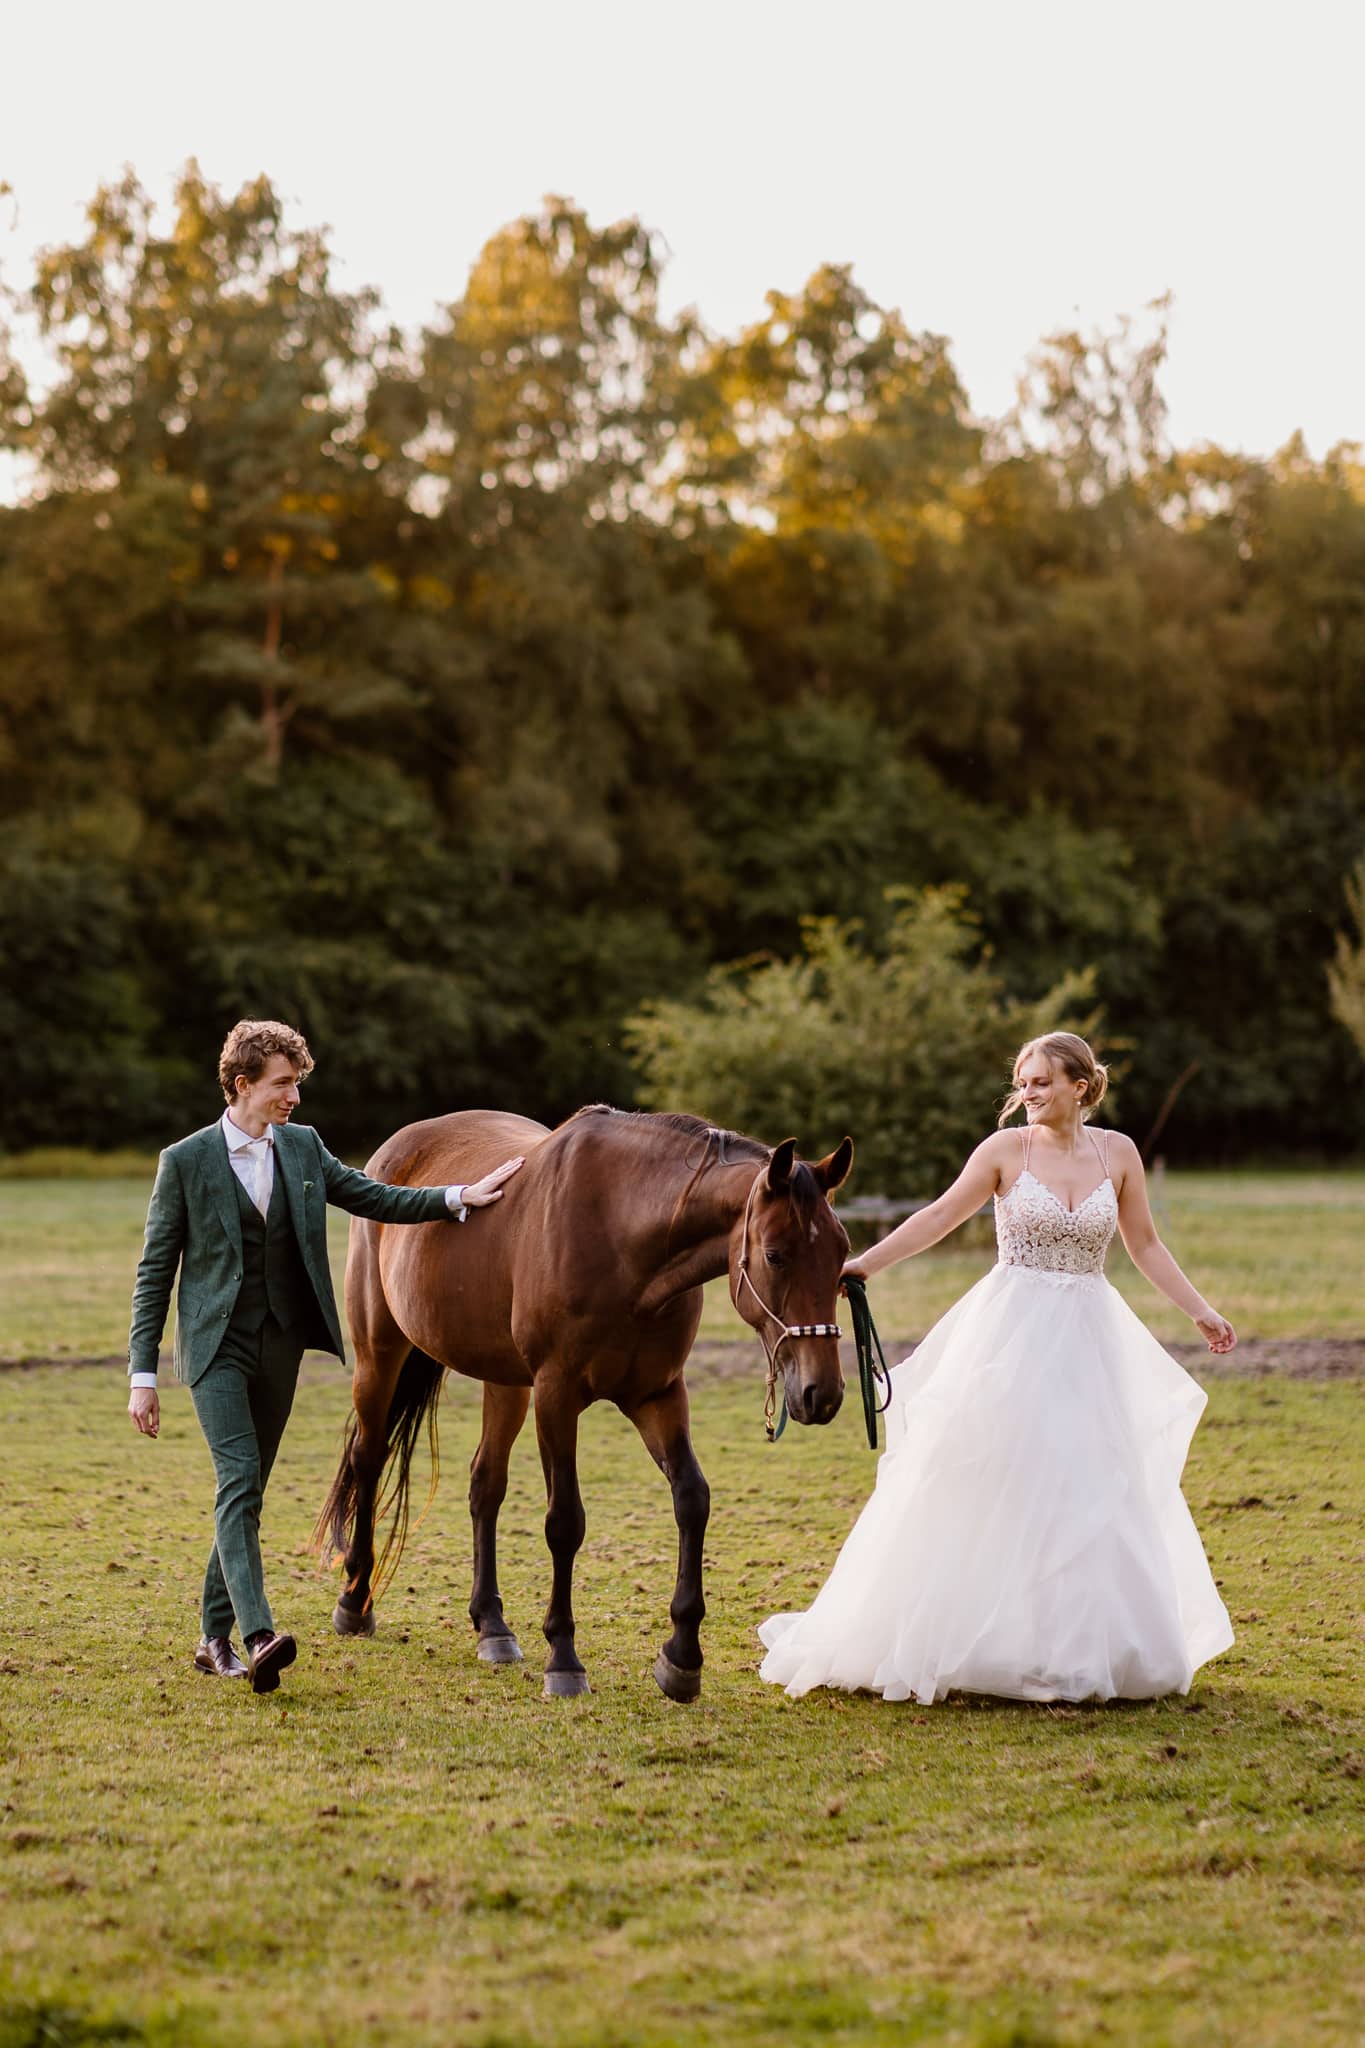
[763,1248,787,1267]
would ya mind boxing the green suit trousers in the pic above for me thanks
[190,1315,304,1641]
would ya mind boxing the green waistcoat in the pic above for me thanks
[229,1166,330,1346]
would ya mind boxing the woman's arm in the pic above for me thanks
[1111,1135,1236,1353]
[843,1136,1010,1281]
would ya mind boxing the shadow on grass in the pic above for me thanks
[0,1998,173,2048]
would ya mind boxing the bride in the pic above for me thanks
[759,1033,1236,1704]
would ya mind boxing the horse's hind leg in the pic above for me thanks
[469,1380,531,1665]
[623,1380,711,1703]
[331,1328,414,1635]
[534,1377,590,1698]
[329,1221,411,1636]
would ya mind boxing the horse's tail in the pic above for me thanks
[313,1346,446,1599]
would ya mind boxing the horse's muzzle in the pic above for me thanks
[792,1377,844,1426]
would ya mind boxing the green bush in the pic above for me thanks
[0,1148,159,1180]
[624,887,1096,1199]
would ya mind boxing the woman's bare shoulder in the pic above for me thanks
[1101,1130,1143,1173]
[971,1128,1024,1168]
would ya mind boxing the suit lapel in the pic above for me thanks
[196,1124,243,1256]
[275,1124,308,1244]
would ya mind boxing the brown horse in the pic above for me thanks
[317,1105,853,1700]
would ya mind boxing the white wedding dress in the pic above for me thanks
[758,1128,1234,1703]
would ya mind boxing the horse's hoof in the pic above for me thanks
[477,1633,524,1666]
[543,1668,591,1698]
[653,1652,702,1703]
[333,1602,376,1638]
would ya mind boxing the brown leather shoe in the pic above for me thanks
[246,1630,297,1694]
[194,1635,248,1678]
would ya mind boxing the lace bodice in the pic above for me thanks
[994,1129,1118,1279]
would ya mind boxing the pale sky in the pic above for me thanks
[3,0,1362,463]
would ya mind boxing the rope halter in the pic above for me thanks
[730,1169,842,1441]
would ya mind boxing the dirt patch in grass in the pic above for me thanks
[685,1334,1365,1383]
[1166,1335,1365,1380]
[4,1335,1364,1380]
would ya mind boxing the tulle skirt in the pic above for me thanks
[758,1264,1234,1704]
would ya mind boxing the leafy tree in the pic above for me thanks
[6,164,408,780]
[625,888,1096,1198]
[672,266,983,737]
[414,197,686,526]
[684,698,1160,1006]
[1008,299,1173,507]
[2,168,1363,1167]
[158,759,516,1148]
[1122,789,1365,1156]
[0,834,165,1149]
[674,263,977,533]
[1239,442,1365,800]
[372,200,749,912]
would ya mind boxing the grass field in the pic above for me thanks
[1,1361,1362,2048]
[1,1164,1362,2044]
[1,1168,1363,1363]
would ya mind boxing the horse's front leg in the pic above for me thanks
[534,1377,590,1698]
[469,1380,531,1664]
[624,1379,711,1703]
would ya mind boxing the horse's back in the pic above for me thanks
[349,1105,701,1396]
[364,1108,550,1185]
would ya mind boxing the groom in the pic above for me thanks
[127,1018,522,1694]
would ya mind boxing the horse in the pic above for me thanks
[316,1104,853,1701]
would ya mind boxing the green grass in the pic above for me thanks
[0,1363,1361,2047]
[0,1179,162,1360]
[2,1169,1362,1364]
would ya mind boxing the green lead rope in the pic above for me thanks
[768,1279,892,1448]
[844,1275,893,1449]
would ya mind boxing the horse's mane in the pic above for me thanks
[567,1103,771,1164]
[564,1105,827,1215]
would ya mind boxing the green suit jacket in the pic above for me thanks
[127,1119,451,1384]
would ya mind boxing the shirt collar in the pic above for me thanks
[222,1108,274,1152]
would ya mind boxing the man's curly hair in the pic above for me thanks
[217,1019,315,1103]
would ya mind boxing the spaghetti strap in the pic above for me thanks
[1020,1125,1033,1172]
[1087,1125,1109,1179]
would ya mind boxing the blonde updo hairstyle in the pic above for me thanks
[998,1032,1109,1127]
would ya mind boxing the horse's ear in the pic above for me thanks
[812,1136,854,1195]
[765,1138,797,1193]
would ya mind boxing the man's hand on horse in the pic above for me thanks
[462,1155,526,1208]
[128,1387,160,1438]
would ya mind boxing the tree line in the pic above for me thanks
[2,166,1363,1180]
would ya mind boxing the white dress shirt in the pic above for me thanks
[128,1112,470,1386]
[223,1105,276,1215]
